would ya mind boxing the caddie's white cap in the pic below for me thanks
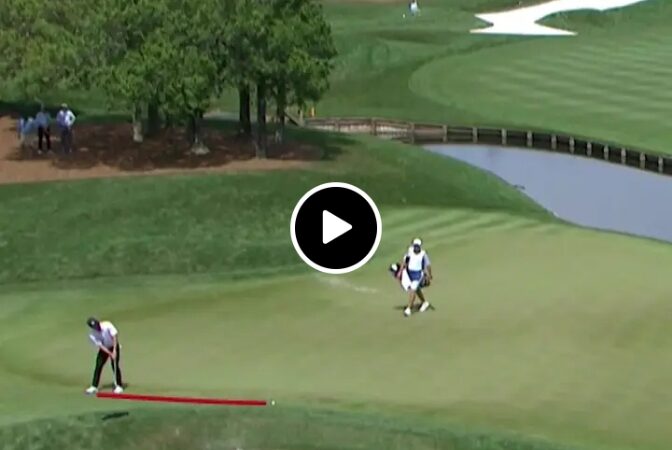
[412,238,422,246]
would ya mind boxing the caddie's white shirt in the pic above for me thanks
[89,321,118,348]
[405,248,430,271]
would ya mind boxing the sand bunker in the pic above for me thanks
[470,0,651,36]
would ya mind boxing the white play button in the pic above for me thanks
[322,210,352,244]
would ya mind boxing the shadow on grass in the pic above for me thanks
[392,303,436,311]
[101,382,131,390]
[101,411,130,422]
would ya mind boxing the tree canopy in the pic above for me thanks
[0,0,336,154]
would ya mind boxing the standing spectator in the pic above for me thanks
[17,116,35,154]
[35,105,51,154]
[56,103,76,154]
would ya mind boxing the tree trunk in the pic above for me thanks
[256,80,267,159]
[132,104,143,143]
[189,111,209,155]
[275,85,286,144]
[238,84,252,137]
[164,112,173,129]
[147,100,161,137]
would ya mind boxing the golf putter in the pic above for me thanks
[111,352,118,390]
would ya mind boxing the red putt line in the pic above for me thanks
[96,392,267,406]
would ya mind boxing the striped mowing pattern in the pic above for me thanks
[409,23,672,153]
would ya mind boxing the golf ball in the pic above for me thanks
[271,400,276,406]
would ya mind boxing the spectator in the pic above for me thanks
[17,116,35,152]
[35,105,51,154]
[56,103,76,154]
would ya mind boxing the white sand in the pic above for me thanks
[470,0,651,36]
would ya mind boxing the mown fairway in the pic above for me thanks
[318,0,672,153]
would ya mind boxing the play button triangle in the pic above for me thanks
[322,210,352,244]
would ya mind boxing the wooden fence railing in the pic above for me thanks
[304,117,672,177]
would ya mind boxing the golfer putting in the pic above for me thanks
[85,317,124,395]
[393,238,432,317]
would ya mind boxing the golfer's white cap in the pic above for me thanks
[412,238,422,246]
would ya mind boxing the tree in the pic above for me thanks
[149,0,229,153]
[81,0,173,142]
[265,0,336,144]
[75,0,228,147]
[224,0,275,157]
[225,0,269,139]
[0,0,90,99]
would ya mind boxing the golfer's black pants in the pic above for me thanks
[92,343,122,387]
[38,126,50,151]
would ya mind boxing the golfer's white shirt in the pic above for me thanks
[89,321,118,348]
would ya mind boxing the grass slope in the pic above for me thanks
[0,127,543,284]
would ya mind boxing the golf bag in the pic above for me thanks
[388,262,430,291]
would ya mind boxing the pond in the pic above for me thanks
[427,144,672,244]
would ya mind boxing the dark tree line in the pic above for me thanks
[0,0,336,157]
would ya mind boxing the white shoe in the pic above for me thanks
[420,301,430,313]
[114,385,124,394]
[85,386,98,395]
[404,307,412,317]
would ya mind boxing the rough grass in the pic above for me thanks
[0,406,586,450]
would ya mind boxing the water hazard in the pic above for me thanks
[427,144,672,244]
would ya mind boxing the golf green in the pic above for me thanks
[1,208,672,450]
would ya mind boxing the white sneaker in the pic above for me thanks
[85,386,98,395]
[420,301,430,313]
[113,385,124,394]
[404,307,412,317]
